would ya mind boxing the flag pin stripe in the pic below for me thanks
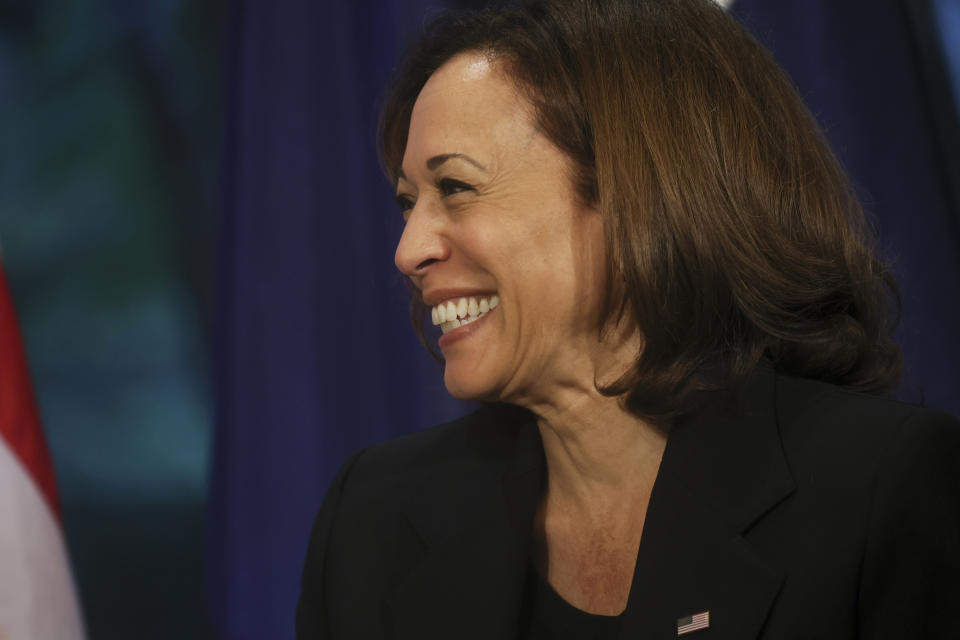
[677,610,710,635]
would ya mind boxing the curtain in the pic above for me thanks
[207,2,468,637]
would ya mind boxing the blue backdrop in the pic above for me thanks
[206,2,469,638]
[207,1,960,637]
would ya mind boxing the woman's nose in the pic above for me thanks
[394,205,449,278]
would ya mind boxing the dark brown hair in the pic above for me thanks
[381,0,901,423]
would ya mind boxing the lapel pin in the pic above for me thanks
[677,610,710,635]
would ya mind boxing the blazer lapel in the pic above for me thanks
[621,363,795,639]
[621,474,786,638]
[385,410,544,640]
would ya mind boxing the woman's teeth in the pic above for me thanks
[431,295,499,334]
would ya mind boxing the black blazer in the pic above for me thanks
[296,365,960,639]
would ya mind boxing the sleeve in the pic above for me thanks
[295,447,368,640]
[858,409,960,639]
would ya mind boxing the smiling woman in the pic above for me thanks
[393,53,614,404]
[297,1,960,638]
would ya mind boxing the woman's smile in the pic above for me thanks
[436,302,498,349]
[430,294,500,334]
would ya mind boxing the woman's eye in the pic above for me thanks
[394,194,415,213]
[437,178,474,197]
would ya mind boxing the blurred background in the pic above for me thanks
[0,0,220,637]
[0,0,957,638]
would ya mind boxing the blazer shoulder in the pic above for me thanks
[856,402,960,637]
[773,372,956,450]
[299,403,537,637]
[742,373,960,638]
[338,402,534,498]
[771,372,959,511]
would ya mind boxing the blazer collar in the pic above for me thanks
[664,360,795,533]
[387,366,794,639]
[384,405,544,639]
[621,362,795,638]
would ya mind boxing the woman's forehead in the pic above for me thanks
[403,53,536,174]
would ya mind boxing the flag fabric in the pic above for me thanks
[0,260,85,640]
[730,0,960,416]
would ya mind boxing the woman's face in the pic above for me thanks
[394,52,610,406]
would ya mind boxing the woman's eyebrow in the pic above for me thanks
[396,153,487,182]
[426,153,486,171]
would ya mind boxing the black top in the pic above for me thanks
[297,365,960,639]
[518,563,622,639]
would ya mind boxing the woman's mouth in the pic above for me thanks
[430,294,499,334]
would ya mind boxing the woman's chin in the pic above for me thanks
[442,369,499,403]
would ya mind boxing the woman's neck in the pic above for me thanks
[533,390,666,516]
[526,389,666,616]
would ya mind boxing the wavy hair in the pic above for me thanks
[380,0,902,423]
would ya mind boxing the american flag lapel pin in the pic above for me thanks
[677,610,710,636]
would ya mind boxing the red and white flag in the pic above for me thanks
[0,260,85,640]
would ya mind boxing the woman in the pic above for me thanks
[297,0,960,637]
